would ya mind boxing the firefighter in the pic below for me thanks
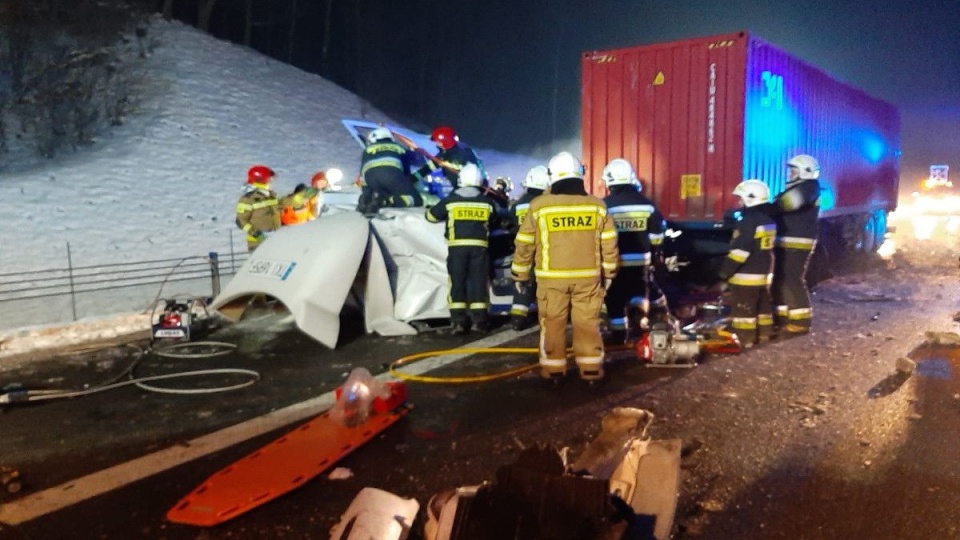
[771,154,822,335]
[236,164,281,252]
[717,180,777,347]
[511,152,619,381]
[280,183,319,226]
[427,163,498,335]
[600,158,670,343]
[358,127,423,215]
[413,125,487,190]
[307,168,344,218]
[508,165,549,330]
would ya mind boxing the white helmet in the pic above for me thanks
[601,158,638,188]
[546,151,584,184]
[786,154,820,181]
[459,163,483,188]
[732,179,770,207]
[366,127,392,144]
[522,165,550,190]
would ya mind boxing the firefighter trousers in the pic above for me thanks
[510,272,538,323]
[536,280,605,380]
[771,246,814,333]
[728,283,775,345]
[447,246,490,329]
[365,168,423,209]
[604,265,668,333]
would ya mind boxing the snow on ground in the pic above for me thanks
[0,17,540,355]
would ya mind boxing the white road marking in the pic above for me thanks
[0,327,537,525]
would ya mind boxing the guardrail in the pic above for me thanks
[0,242,248,324]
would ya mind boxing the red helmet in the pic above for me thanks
[430,126,458,151]
[310,171,328,190]
[247,165,275,185]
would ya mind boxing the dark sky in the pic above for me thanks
[208,0,959,188]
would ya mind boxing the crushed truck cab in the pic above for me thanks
[211,207,515,348]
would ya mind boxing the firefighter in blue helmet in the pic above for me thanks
[427,163,498,334]
[508,165,549,330]
[358,127,423,214]
[718,180,777,347]
[771,154,822,336]
[601,158,669,343]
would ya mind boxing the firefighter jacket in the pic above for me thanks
[414,143,486,189]
[280,188,319,226]
[773,179,821,250]
[426,187,497,248]
[603,185,665,267]
[511,180,620,285]
[508,189,543,232]
[718,204,777,286]
[236,186,281,241]
[360,140,416,178]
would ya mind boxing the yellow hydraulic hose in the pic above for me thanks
[388,344,637,384]
[388,347,540,384]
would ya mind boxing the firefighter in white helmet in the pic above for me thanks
[600,158,670,343]
[511,152,619,381]
[771,154,822,335]
[507,165,549,330]
[427,163,498,334]
[718,179,777,347]
[358,127,423,214]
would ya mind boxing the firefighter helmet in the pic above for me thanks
[366,127,393,144]
[522,165,550,190]
[546,152,584,184]
[459,163,483,188]
[430,126,458,150]
[310,171,328,190]
[787,154,820,181]
[247,165,275,185]
[732,179,770,207]
[326,168,344,191]
[601,158,638,188]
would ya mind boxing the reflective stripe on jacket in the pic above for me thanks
[511,193,619,285]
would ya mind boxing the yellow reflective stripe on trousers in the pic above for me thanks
[536,268,601,279]
[776,236,816,250]
[788,307,812,320]
[727,249,749,263]
[729,273,770,286]
[448,239,488,248]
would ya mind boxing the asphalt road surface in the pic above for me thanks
[0,216,958,539]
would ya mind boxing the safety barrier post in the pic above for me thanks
[209,252,221,297]
[66,242,78,321]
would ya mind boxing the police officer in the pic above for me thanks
[508,165,549,330]
[413,126,486,190]
[601,158,670,343]
[359,127,423,214]
[236,165,281,252]
[718,180,777,347]
[511,152,619,381]
[771,154,822,335]
[427,163,498,335]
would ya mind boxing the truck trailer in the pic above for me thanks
[581,31,900,278]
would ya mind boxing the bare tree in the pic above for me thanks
[197,0,217,32]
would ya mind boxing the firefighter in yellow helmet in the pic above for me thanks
[511,152,620,381]
[236,165,281,251]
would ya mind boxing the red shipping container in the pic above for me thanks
[581,31,899,252]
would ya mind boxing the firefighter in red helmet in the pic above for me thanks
[413,125,487,190]
[236,165,281,251]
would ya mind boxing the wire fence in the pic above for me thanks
[0,241,249,330]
